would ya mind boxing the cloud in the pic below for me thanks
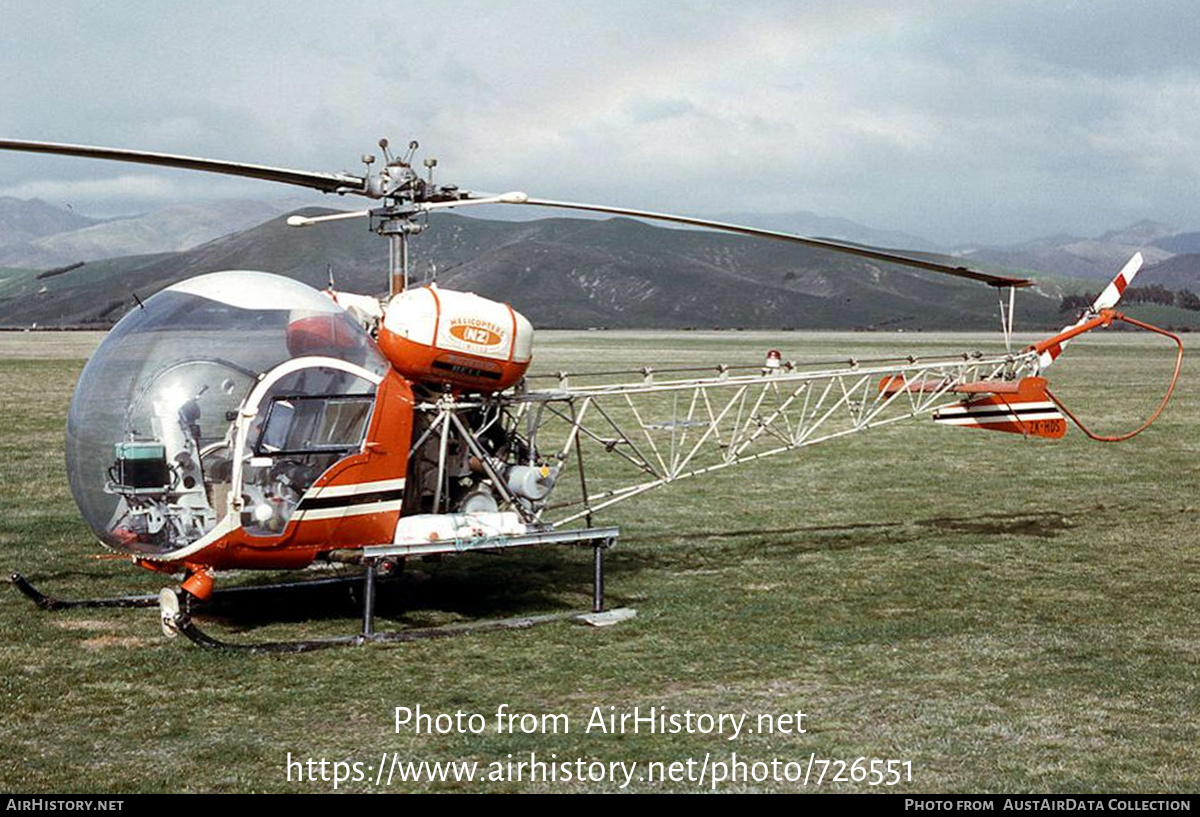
[0,173,326,216]
[2,2,1200,243]
[0,175,179,204]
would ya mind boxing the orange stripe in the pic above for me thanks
[505,303,518,363]
[427,285,442,348]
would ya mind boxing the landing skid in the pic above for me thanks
[165,606,624,653]
[9,571,367,611]
[160,526,631,651]
[14,527,632,651]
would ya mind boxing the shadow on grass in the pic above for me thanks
[685,510,1072,542]
[196,548,610,635]
[917,511,1073,537]
[10,509,1075,638]
[629,510,1075,564]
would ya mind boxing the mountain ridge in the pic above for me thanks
[0,208,1065,330]
[2,197,1196,330]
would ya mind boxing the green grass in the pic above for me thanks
[0,329,1197,793]
[1114,303,1200,331]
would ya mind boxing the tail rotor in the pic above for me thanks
[1038,252,1143,369]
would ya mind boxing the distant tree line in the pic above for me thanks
[1060,285,1200,314]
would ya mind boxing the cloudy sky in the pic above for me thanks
[1,1,1198,245]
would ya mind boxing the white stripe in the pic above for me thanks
[1093,252,1142,311]
[1040,253,1143,372]
[293,499,404,522]
[937,409,1063,421]
[936,401,1056,417]
[936,412,1063,425]
[307,478,406,499]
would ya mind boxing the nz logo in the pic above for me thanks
[449,319,504,348]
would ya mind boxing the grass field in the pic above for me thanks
[0,328,1197,793]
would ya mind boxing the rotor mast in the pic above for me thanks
[364,139,436,296]
[378,212,416,296]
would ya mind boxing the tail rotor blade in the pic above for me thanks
[1092,252,1143,311]
[1038,252,1144,369]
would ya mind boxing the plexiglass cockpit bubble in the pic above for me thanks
[66,271,387,554]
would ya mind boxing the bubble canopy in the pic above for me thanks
[66,271,387,553]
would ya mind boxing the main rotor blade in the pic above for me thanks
[0,139,1033,289]
[512,197,1032,289]
[0,139,367,196]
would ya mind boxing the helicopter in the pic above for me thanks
[0,137,1183,651]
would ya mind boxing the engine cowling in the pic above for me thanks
[378,285,534,392]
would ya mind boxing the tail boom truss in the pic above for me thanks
[414,348,1044,531]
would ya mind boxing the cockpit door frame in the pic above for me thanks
[228,355,384,524]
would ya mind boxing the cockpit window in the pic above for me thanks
[66,270,387,554]
[239,365,378,537]
[257,395,374,455]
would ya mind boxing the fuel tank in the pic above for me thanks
[378,285,534,392]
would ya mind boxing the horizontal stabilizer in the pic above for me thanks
[933,377,1066,438]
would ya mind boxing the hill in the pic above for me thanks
[961,220,1177,281]
[0,198,303,269]
[0,197,98,246]
[1138,253,1200,291]
[0,210,1064,330]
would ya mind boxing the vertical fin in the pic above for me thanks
[933,377,1066,438]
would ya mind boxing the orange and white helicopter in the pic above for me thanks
[0,138,1182,651]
